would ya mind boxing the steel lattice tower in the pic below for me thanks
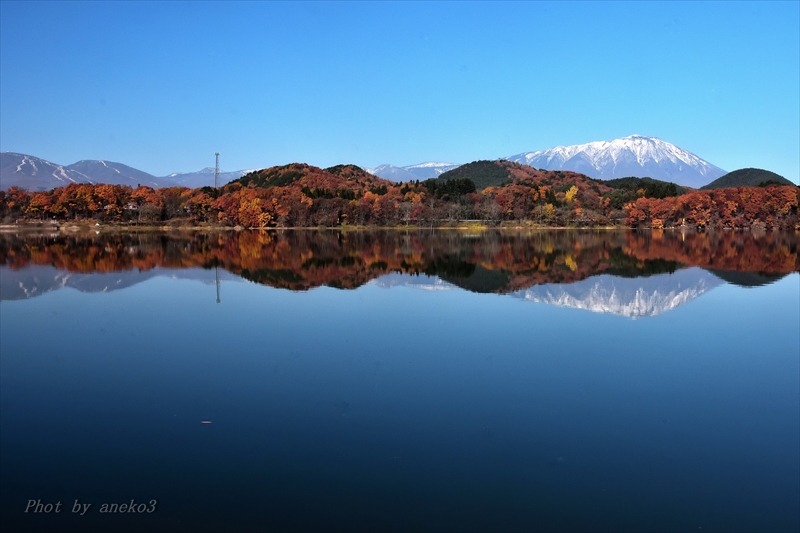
[214,152,220,189]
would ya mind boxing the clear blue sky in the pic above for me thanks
[1,1,798,182]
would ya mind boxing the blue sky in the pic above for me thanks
[1,1,798,182]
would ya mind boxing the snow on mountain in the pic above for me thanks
[66,159,173,188]
[0,152,258,191]
[367,162,460,182]
[404,162,460,171]
[161,167,259,189]
[364,164,418,182]
[0,152,94,191]
[506,135,726,188]
[0,152,174,190]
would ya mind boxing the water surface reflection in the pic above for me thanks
[1,230,796,317]
[1,230,798,532]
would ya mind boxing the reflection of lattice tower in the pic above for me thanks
[215,265,220,304]
[214,152,220,189]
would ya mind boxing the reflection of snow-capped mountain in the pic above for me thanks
[0,265,736,317]
[512,267,722,317]
[370,272,457,291]
[0,265,240,301]
[371,268,723,317]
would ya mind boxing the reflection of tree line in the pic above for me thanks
[1,230,797,292]
[621,231,799,275]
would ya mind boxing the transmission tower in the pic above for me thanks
[214,152,220,189]
[214,152,221,303]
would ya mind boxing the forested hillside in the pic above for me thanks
[701,168,795,189]
[1,161,797,230]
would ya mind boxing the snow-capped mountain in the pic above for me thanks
[161,167,259,189]
[1,152,94,191]
[0,152,172,190]
[68,159,173,188]
[506,135,726,188]
[365,165,418,182]
[366,162,460,182]
[0,152,255,191]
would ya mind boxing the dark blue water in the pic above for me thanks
[1,232,798,532]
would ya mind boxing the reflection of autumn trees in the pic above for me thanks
[0,233,217,273]
[2,230,797,292]
[621,230,799,275]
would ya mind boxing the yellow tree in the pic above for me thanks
[565,185,579,203]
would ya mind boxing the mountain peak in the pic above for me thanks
[506,135,726,188]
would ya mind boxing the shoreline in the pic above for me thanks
[0,221,790,235]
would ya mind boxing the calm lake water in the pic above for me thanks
[1,230,798,533]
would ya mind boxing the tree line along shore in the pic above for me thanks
[1,161,798,230]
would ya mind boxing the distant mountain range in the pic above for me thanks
[365,162,460,182]
[0,152,256,191]
[366,136,729,188]
[505,135,727,189]
[5,135,791,191]
[162,167,257,189]
[0,152,174,190]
